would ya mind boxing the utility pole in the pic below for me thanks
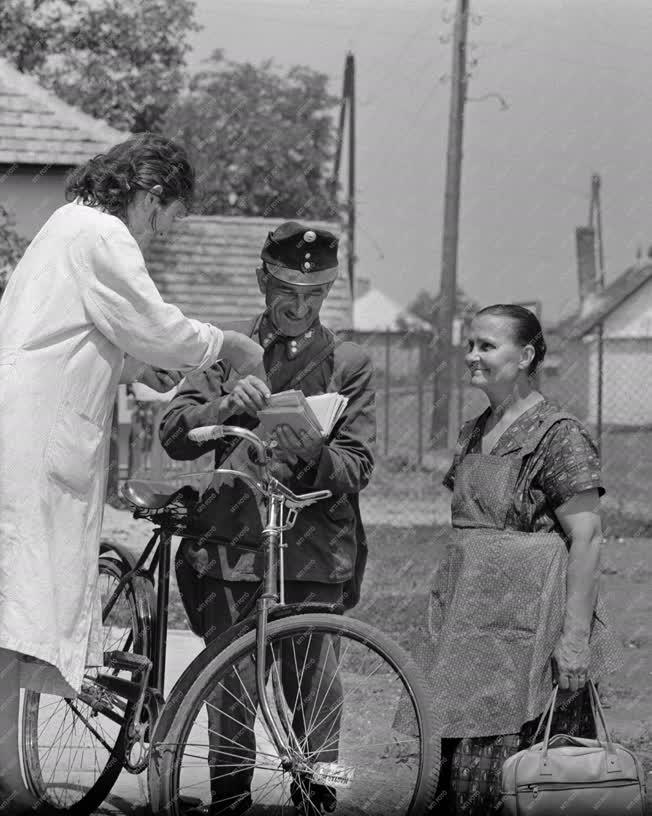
[332,53,356,298]
[347,54,356,299]
[431,0,470,448]
[589,173,605,451]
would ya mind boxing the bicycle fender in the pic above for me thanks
[100,540,138,572]
[269,601,345,619]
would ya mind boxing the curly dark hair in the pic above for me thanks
[65,133,195,219]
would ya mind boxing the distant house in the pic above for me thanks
[551,246,652,428]
[353,278,430,332]
[0,57,124,240]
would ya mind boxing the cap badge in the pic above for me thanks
[303,230,316,243]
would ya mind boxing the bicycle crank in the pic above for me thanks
[95,650,161,773]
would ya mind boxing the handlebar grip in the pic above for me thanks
[188,425,225,444]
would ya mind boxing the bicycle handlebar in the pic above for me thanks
[187,425,332,509]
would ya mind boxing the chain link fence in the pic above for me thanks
[116,325,651,531]
[540,329,652,533]
[118,330,447,526]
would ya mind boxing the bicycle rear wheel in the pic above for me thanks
[21,554,153,812]
[149,613,439,816]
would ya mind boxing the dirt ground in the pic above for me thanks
[101,504,652,777]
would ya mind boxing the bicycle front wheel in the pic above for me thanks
[149,613,439,816]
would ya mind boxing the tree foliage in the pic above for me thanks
[1,0,198,132]
[163,51,340,219]
[1,7,341,219]
[408,287,479,330]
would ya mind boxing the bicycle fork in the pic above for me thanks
[255,493,304,770]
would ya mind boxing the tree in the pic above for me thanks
[408,286,479,333]
[163,51,340,220]
[0,0,198,132]
[0,207,29,299]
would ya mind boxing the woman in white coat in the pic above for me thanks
[0,133,265,812]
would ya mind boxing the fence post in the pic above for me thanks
[417,333,424,468]
[596,322,604,454]
[384,330,391,457]
[457,344,464,432]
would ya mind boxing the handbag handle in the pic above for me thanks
[587,679,622,773]
[534,681,622,775]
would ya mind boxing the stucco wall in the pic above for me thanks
[0,164,70,240]
[603,277,652,337]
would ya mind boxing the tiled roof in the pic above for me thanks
[0,58,124,165]
[145,216,353,329]
[558,263,652,338]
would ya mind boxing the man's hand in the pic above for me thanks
[224,375,271,417]
[552,631,590,693]
[271,424,324,462]
[138,367,184,393]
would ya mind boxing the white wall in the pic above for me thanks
[0,165,70,240]
[603,277,652,337]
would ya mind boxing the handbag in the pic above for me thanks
[501,680,647,815]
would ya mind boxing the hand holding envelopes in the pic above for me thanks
[256,390,348,438]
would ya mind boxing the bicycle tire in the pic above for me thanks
[21,555,154,813]
[149,613,439,816]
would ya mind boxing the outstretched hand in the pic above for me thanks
[138,367,184,393]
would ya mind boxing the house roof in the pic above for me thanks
[145,216,352,330]
[0,58,124,165]
[559,262,652,338]
[353,287,430,331]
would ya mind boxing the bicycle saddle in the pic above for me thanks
[122,480,193,510]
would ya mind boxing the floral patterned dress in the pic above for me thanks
[432,399,622,814]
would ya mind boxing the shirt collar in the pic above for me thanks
[259,315,321,359]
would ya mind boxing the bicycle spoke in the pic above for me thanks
[64,699,115,754]
[158,618,435,816]
[22,560,145,811]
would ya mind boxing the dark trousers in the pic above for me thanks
[176,555,344,802]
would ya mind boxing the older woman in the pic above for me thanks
[0,133,264,811]
[428,304,621,814]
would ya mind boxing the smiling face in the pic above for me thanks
[465,314,535,395]
[258,268,331,337]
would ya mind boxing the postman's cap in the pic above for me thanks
[260,221,339,286]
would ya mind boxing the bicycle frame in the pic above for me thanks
[104,424,331,770]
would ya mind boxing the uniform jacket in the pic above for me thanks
[159,316,376,591]
[0,201,223,697]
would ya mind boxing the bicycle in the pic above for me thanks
[21,425,439,815]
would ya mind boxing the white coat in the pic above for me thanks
[0,201,223,697]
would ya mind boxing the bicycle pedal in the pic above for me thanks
[104,650,152,674]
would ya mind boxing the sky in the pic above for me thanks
[186,0,652,324]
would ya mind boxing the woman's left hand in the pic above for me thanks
[138,367,184,393]
[553,631,591,692]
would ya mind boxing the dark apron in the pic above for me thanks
[419,413,617,738]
